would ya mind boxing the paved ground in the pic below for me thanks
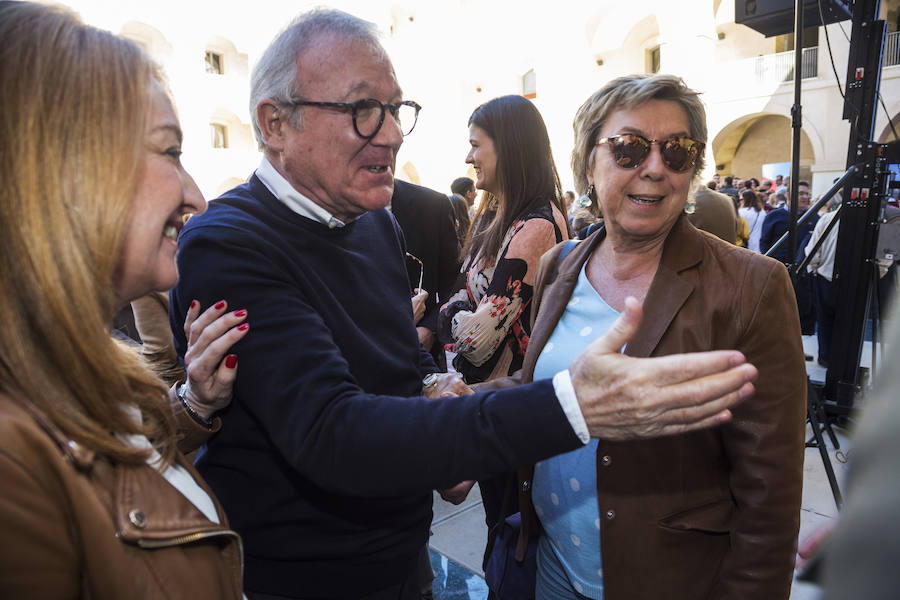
[427,334,870,599]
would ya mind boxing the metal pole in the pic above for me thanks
[787,0,804,276]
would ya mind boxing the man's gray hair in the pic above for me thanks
[249,8,384,151]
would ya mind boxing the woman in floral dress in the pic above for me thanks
[441,95,570,386]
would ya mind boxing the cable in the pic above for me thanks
[818,0,846,100]
[818,0,899,142]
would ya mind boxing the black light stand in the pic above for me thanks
[756,0,892,511]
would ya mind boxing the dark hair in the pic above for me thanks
[724,176,734,186]
[707,180,717,190]
[451,176,475,195]
[463,95,567,265]
[741,189,761,211]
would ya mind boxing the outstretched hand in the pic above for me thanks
[570,297,757,440]
[181,300,250,419]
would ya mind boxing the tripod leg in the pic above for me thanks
[807,380,843,510]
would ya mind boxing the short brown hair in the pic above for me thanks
[571,74,708,197]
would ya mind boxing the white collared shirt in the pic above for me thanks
[255,157,348,229]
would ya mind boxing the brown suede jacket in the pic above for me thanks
[0,391,242,599]
[507,216,806,600]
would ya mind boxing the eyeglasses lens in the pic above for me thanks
[394,102,418,136]
[355,100,418,138]
[612,135,650,168]
[661,140,692,171]
[354,100,384,138]
[610,135,698,172]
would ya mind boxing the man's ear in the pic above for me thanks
[257,100,288,152]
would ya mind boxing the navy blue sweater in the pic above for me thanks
[170,176,580,598]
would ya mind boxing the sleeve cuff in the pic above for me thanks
[552,369,590,444]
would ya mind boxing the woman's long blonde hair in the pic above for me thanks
[0,2,176,465]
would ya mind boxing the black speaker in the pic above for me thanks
[735,0,852,37]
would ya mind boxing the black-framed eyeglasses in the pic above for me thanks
[596,134,704,173]
[406,251,424,293]
[288,97,421,139]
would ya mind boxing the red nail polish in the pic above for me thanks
[233,309,247,318]
[225,355,237,369]
[190,300,198,309]
[237,323,249,331]
[214,300,226,310]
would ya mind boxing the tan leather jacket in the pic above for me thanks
[0,393,243,599]
[511,216,806,600]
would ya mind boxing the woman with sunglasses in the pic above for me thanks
[0,3,248,597]
[440,95,570,386]
[502,75,805,600]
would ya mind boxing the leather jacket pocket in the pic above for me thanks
[658,498,734,534]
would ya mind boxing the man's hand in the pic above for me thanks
[411,288,428,324]
[423,373,473,399]
[570,297,757,440]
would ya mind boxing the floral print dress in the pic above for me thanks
[440,203,567,384]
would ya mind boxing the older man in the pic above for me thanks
[171,9,755,599]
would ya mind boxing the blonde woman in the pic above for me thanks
[0,3,248,597]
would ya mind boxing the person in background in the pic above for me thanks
[441,95,571,385]
[0,3,249,597]
[687,180,738,243]
[718,175,739,204]
[564,190,578,219]
[390,179,461,370]
[805,201,840,367]
[487,73,804,600]
[739,189,766,252]
[449,176,476,246]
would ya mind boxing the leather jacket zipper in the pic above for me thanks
[136,529,244,573]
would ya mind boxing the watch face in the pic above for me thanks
[423,373,438,387]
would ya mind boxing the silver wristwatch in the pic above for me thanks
[422,373,439,390]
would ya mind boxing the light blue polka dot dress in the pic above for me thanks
[532,261,619,600]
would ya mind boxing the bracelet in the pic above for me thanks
[177,383,214,430]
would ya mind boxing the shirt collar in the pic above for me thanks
[255,157,348,229]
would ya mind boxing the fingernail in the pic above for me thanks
[237,323,249,331]
[214,300,226,310]
[190,300,198,309]
[225,354,237,369]
[233,309,247,318]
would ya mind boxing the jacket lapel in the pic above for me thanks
[626,216,702,358]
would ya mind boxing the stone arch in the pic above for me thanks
[711,112,816,180]
[876,100,900,142]
[588,9,658,54]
